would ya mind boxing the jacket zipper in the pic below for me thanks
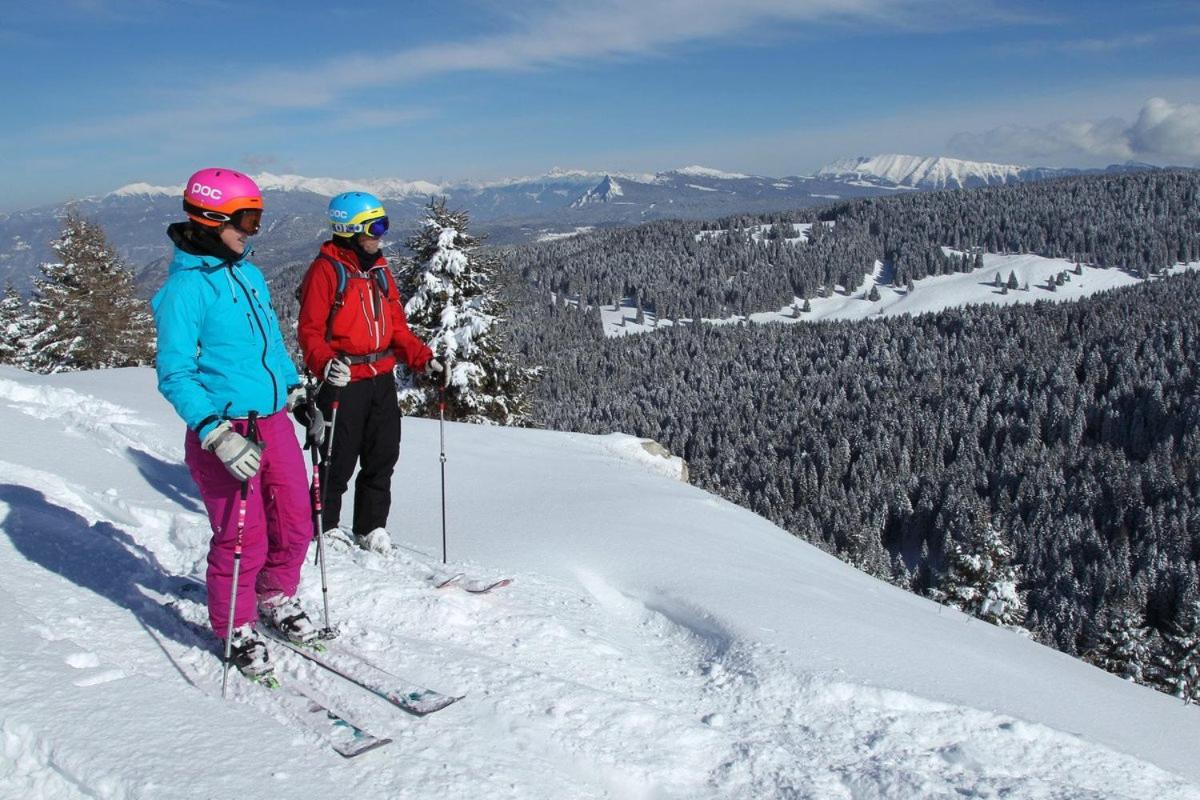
[228,266,279,412]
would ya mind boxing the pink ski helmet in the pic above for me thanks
[182,168,264,234]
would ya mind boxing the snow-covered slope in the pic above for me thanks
[1,367,1198,798]
[600,253,1200,336]
[816,154,1054,190]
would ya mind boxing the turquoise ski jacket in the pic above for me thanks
[152,241,299,441]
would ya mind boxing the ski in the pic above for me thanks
[441,575,516,594]
[434,572,513,594]
[261,627,462,716]
[430,571,466,589]
[160,596,389,757]
[461,576,512,594]
[265,679,392,758]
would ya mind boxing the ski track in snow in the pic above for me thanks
[0,369,1198,799]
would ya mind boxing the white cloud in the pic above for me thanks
[36,0,1007,147]
[947,98,1200,166]
[212,0,999,111]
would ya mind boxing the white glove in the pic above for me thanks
[424,358,444,378]
[202,421,262,481]
[323,357,351,387]
[285,384,305,411]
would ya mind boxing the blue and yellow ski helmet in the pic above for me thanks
[328,191,389,238]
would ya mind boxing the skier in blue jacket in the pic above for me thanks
[153,168,317,681]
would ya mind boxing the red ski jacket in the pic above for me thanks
[297,240,433,382]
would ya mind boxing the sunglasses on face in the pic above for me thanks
[332,216,389,238]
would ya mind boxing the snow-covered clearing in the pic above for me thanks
[1,367,1198,798]
[601,254,1200,336]
[693,221,832,244]
[535,226,595,243]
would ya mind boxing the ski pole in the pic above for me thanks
[307,388,336,638]
[313,364,343,566]
[222,411,258,699]
[439,365,448,565]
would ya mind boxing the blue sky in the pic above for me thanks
[2,0,1199,210]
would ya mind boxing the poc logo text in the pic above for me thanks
[191,183,223,201]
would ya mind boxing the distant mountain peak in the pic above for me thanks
[108,173,442,201]
[668,165,752,180]
[109,182,181,198]
[570,175,625,208]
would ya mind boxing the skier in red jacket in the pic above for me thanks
[297,191,439,552]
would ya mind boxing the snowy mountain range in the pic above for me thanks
[814,154,1126,190]
[2,365,1198,798]
[0,158,1156,293]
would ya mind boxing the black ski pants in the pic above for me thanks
[317,373,401,535]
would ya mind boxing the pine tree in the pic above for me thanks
[396,197,541,425]
[0,283,34,367]
[1086,602,1156,682]
[26,210,156,373]
[930,500,1026,629]
[1155,601,1200,703]
[1006,271,1019,290]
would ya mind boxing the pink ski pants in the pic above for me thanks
[184,411,313,635]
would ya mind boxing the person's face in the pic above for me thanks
[357,234,381,255]
[219,223,248,255]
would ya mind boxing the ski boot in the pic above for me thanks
[259,594,319,645]
[355,527,393,554]
[226,624,274,681]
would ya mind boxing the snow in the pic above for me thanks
[109,174,442,201]
[816,155,1030,189]
[535,226,595,243]
[601,253,1200,336]
[571,176,624,208]
[692,221,831,245]
[108,181,181,198]
[458,168,659,191]
[686,184,719,192]
[1,366,1199,798]
[671,166,752,180]
[253,172,441,198]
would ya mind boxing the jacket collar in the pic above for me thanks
[320,238,385,271]
[167,222,253,274]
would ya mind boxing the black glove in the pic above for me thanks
[292,399,326,449]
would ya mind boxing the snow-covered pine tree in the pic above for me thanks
[1085,602,1156,683]
[27,210,155,373]
[1155,600,1200,703]
[0,283,34,367]
[396,197,540,425]
[929,497,1026,629]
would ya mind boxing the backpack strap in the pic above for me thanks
[372,267,390,298]
[316,254,351,342]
